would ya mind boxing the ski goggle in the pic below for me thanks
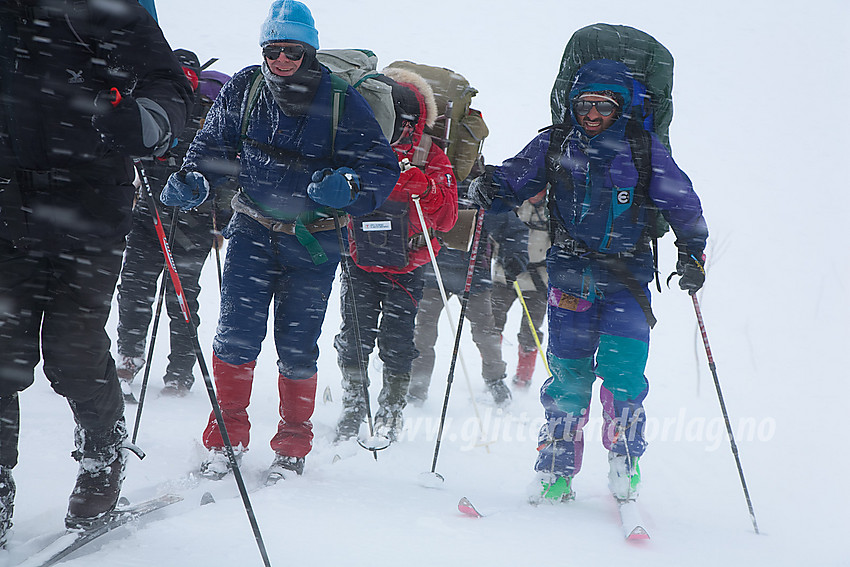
[572,99,618,117]
[262,44,306,62]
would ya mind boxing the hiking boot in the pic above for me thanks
[529,472,574,505]
[373,406,403,443]
[116,354,144,384]
[199,448,243,481]
[264,454,305,486]
[334,366,368,442]
[335,404,366,442]
[373,369,408,443]
[608,451,641,501]
[163,365,195,393]
[405,388,427,408]
[65,450,127,529]
[161,380,191,398]
[486,378,512,406]
[0,468,15,548]
[512,346,537,387]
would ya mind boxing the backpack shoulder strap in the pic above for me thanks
[626,118,653,221]
[239,67,265,152]
[543,124,571,244]
[328,72,349,154]
[625,119,663,291]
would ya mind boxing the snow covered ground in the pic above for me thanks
[3,1,849,566]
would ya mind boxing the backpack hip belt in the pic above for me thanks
[552,226,589,256]
[231,191,347,235]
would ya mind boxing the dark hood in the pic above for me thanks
[568,58,634,141]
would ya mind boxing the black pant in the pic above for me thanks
[0,239,125,468]
[333,261,424,376]
[116,202,212,386]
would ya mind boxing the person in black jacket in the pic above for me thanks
[0,0,192,541]
[115,49,235,399]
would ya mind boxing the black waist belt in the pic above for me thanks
[15,168,72,190]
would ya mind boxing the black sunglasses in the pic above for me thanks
[573,99,618,117]
[262,44,306,62]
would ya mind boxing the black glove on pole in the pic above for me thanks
[676,247,706,295]
[467,165,499,210]
[92,89,148,155]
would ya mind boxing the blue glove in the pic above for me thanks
[160,170,210,211]
[307,167,360,208]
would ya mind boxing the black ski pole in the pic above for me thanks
[426,208,486,481]
[692,294,760,534]
[331,212,381,458]
[131,205,179,444]
[133,159,273,566]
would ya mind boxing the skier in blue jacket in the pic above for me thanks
[469,58,708,503]
[161,0,398,482]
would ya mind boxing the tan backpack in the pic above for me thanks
[385,60,488,182]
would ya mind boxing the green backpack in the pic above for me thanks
[385,60,488,182]
[315,49,397,144]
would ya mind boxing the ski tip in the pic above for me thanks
[458,496,483,518]
[200,491,215,506]
[332,454,341,464]
[627,526,650,541]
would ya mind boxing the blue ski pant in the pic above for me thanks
[535,287,649,477]
[212,216,337,380]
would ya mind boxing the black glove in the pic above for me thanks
[675,247,706,295]
[92,89,161,156]
[503,256,527,281]
[467,165,499,210]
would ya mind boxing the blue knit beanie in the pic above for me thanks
[259,0,319,49]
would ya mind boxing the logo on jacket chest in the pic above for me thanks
[66,69,84,84]
[616,189,632,204]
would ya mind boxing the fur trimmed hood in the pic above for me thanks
[382,67,438,129]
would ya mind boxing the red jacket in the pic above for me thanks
[348,80,458,274]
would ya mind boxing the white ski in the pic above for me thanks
[617,499,650,540]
